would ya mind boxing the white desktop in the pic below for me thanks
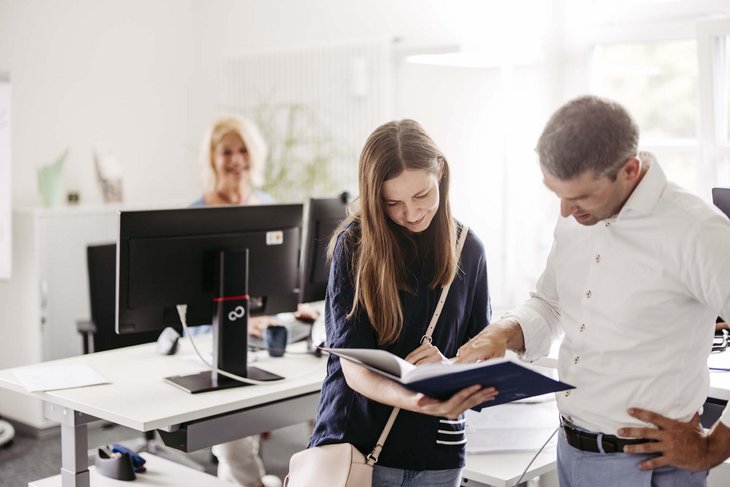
[2,330,730,487]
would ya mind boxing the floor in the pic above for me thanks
[0,420,311,487]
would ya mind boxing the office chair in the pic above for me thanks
[77,244,163,353]
[77,243,205,471]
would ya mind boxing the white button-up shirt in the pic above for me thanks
[507,161,730,435]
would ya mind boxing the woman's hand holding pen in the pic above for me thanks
[404,341,499,417]
[405,341,449,365]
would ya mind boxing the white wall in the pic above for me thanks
[1,0,549,210]
[0,0,201,208]
[191,0,566,307]
[0,75,10,280]
[0,0,567,307]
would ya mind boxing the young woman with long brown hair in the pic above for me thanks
[307,119,495,486]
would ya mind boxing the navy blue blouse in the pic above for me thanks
[308,221,491,471]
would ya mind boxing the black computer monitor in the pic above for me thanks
[300,196,349,303]
[116,204,303,393]
[713,187,730,218]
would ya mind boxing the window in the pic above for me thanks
[726,36,730,143]
[594,40,698,140]
[593,39,699,191]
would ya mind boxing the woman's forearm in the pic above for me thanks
[339,358,499,419]
[340,359,419,411]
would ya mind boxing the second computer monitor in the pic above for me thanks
[300,197,349,303]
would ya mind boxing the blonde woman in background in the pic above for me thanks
[191,114,280,487]
[192,114,273,207]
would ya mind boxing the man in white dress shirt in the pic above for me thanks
[456,95,730,486]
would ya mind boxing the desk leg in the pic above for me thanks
[44,403,98,487]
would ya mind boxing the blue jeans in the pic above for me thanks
[558,426,708,487]
[372,465,462,487]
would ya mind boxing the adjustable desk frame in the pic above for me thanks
[0,338,325,487]
[42,392,320,487]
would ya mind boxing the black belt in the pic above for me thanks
[562,422,653,454]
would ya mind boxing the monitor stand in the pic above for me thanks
[165,367,282,394]
[164,249,284,394]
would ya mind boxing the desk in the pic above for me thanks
[0,337,327,487]
[4,342,730,487]
[463,448,556,487]
[463,398,558,487]
[709,352,730,402]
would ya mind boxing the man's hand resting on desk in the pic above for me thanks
[248,304,321,337]
[294,303,320,323]
[453,319,525,363]
[619,408,730,471]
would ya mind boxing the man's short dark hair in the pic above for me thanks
[536,95,639,181]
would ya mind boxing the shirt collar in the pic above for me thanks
[615,158,667,221]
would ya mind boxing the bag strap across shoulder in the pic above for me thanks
[420,223,469,345]
[366,223,469,466]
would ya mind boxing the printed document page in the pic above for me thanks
[465,397,559,453]
[13,363,109,392]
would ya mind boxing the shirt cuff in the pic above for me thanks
[503,306,553,363]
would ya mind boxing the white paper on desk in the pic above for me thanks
[465,401,559,453]
[13,363,109,392]
[708,352,730,370]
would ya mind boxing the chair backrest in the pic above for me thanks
[86,244,165,352]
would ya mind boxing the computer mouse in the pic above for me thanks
[156,327,180,355]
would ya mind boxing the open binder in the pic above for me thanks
[322,347,574,411]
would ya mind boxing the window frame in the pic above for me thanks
[698,18,730,192]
